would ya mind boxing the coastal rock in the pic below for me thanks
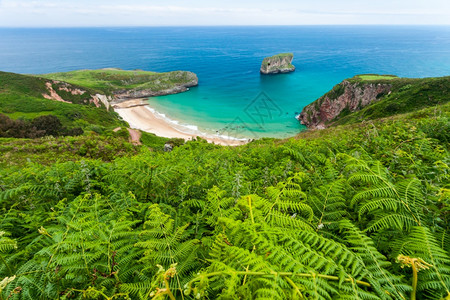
[298,80,392,129]
[260,53,295,74]
[93,94,113,111]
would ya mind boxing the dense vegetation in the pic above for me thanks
[0,114,83,139]
[0,91,449,300]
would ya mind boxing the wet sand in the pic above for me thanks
[114,99,248,146]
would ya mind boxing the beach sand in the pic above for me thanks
[113,99,248,146]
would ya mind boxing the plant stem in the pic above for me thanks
[247,196,255,225]
[285,276,305,299]
[411,264,418,300]
[164,278,176,300]
[189,270,371,288]
[0,254,13,276]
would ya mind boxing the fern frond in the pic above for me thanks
[392,226,450,299]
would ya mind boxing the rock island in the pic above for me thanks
[260,53,295,74]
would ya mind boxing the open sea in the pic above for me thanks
[1,26,449,138]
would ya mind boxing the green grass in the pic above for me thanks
[273,53,293,58]
[262,53,294,66]
[355,74,398,81]
[42,69,197,95]
[0,92,124,128]
[139,131,170,150]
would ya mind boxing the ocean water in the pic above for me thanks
[1,26,449,138]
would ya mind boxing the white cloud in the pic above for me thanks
[0,0,449,26]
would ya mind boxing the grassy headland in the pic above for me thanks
[42,68,198,96]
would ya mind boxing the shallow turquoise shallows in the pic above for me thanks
[1,26,449,138]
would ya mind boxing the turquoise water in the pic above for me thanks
[1,26,449,138]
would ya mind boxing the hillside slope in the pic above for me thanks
[0,95,449,299]
[0,71,122,129]
[298,74,450,128]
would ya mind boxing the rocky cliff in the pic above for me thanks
[298,79,392,129]
[260,53,295,74]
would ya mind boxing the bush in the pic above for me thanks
[0,113,83,139]
[31,115,63,136]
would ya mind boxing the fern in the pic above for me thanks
[4,193,144,299]
[130,204,201,298]
[339,219,410,299]
[392,226,450,299]
[343,154,423,231]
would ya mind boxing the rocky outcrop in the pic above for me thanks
[42,80,113,109]
[92,94,113,110]
[42,82,72,103]
[260,53,295,74]
[298,80,392,129]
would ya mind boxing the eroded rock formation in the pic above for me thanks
[260,53,295,74]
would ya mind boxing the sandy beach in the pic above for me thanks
[113,99,249,146]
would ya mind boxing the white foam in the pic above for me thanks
[144,106,249,142]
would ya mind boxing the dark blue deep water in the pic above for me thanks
[1,26,449,138]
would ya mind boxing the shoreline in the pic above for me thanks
[113,99,249,146]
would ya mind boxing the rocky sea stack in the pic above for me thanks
[260,53,295,74]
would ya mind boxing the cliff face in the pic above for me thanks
[298,80,392,129]
[260,53,295,74]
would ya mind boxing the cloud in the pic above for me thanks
[0,0,449,26]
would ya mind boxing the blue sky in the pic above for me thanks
[0,0,449,27]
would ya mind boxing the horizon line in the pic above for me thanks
[1,24,450,29]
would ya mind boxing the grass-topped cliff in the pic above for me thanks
[299,74,450,128]
[42,68,198,98]
[0,73,449,299]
